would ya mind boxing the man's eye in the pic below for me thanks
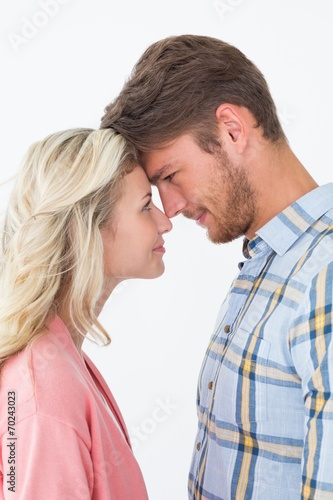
[163,173,175,182]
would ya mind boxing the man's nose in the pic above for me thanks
[157,183,189,218]
[159,190,188,218]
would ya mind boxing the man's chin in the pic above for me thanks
[207,233,224,244]
[207,226,242,245]
[206,226,223,244]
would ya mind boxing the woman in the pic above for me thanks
[0,128,172,499]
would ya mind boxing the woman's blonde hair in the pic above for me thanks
[0,127,137,370]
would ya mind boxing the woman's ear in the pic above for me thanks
[215,103,249,153]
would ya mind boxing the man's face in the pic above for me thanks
[141,134,257,244]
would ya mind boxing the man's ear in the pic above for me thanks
[215,103,249,153]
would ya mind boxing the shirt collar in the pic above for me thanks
[245,183,333,257]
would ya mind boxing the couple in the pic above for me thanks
[1,35,333,499]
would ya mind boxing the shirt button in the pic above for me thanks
[224,325,231,334]
[196,442,201,451]
[208,381,213,390]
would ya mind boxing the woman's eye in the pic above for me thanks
[143,200,152,211]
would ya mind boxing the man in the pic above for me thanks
[101,34,333,499]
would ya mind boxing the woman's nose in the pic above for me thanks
[156,208,173,233]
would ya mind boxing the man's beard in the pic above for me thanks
[184,150,257,244]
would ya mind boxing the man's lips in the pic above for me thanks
[195,212,207,227]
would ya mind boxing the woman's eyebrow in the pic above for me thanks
[141,192,152,200]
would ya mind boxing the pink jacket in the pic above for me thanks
[0,316,148,499]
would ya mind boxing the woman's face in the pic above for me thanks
[101,166,172,282]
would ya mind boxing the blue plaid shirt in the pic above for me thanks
[189,183,333,499]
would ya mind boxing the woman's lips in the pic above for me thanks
[153,241,166,253]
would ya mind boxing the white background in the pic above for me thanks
[1,1,332,499]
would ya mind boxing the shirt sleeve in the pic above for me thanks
[1,413,93,499]
[290,263,333,499]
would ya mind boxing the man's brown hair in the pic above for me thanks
[101,34,286,153]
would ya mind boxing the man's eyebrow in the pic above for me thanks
[142,192,152,200]
[149,164,172,185]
